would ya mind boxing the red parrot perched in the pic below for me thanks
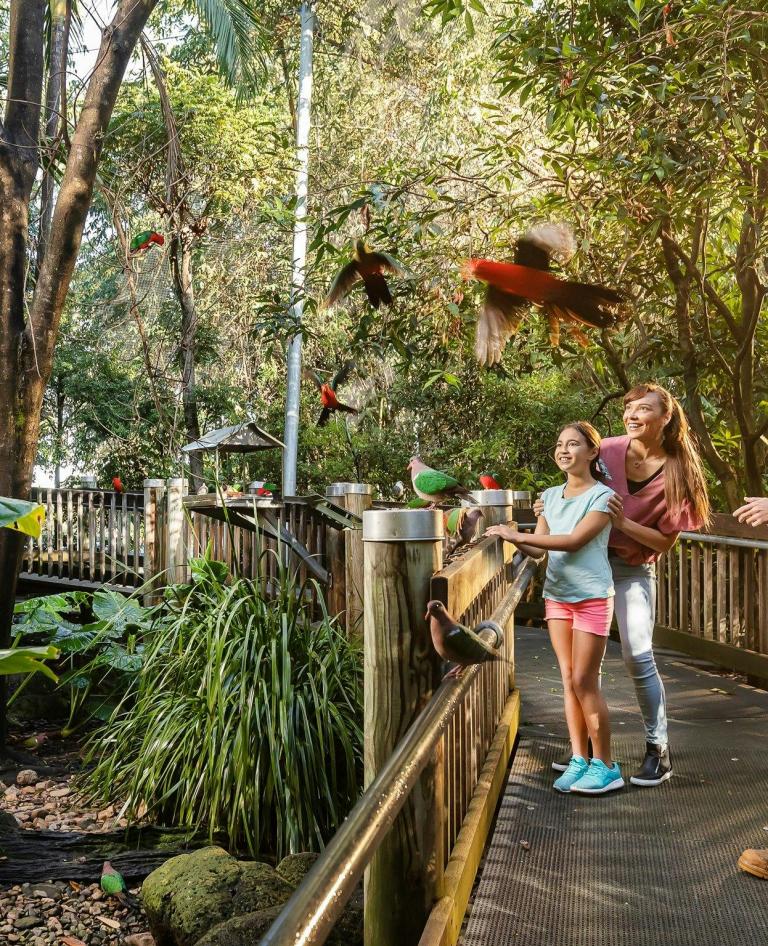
[129,230,164,254]
[305,361,359,426]
[323,239,408,310]
[479,473,502,490]
[112,476,124,493]
[463,223,624,365]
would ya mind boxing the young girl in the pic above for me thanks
[486,422,623,794]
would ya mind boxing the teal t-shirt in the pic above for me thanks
[541,481,615,602]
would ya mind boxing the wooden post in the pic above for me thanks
[165,477,189,585]
[326,482,373,635]
[363,508,444,946]
[465,489,517,534]
[143,479,166,602]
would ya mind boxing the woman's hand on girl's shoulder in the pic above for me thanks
[485,525,519,543]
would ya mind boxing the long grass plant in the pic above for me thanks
[83,551,362,858]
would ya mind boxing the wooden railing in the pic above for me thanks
[20,487,145,590]
[258,506,533,946]
[656,513,768,678]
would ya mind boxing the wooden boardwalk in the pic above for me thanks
[461,626,768,946]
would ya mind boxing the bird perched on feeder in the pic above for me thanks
[112,476,124,494]
[100,861,138,908]
[306,362,359,427]
[445,507,484,555]
[251,481,278,497]
[479,472,502,490]
[392,480,406,500]
[323,239,409,310]
[424,600,504,678]
[129,230,164,255]
[462,223,624,365]
[408,457,477,508]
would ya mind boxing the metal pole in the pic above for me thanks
[282,2,315,496]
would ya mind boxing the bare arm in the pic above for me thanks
[501,512,549,560]
[607,494,679,554]
[487,510,610,553]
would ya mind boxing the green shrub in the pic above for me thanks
[82,553,362,859]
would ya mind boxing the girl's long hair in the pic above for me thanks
[624,383,711,527]
[560,421,603,480]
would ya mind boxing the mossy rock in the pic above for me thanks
[141,846,293,946]
[196,900,362,946]
[275,852,319,887]
[198,852,363,946]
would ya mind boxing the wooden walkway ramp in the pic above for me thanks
[461,626,768,946]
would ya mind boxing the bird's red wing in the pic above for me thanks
[474,285,527,366]
[544,280,624,330]
[324,261,361,308]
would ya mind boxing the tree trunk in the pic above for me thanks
[0,0,159,751]
[170,232,204,489]
[34,0,71,279]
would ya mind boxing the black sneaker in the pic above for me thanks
[629,742,673,786]
[551,739,593,772]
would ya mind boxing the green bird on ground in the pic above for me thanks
[407,457,477,509]
[100,861,138,908]
[425,600,504,679]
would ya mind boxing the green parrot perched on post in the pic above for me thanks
[424,600,504,679]
[407,457,477,509]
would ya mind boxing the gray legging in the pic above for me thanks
[610,554,668,745]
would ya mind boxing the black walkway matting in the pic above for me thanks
[461,626,768,946]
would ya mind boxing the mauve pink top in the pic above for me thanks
[600,435,702,565]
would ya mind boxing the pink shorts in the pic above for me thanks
[544,597,614,636]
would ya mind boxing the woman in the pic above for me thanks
[540,383,710,787]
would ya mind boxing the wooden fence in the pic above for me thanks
[656,512,768,678]
[361,508,528,946]
[258,507,534,946]
[20,487,145,590]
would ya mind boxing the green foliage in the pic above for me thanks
[0,646,60,682]
[13,589,154,731]
[81,553,363,858]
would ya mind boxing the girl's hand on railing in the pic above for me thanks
[485,525,519,543]
[533,496,544,517]
[607,493,625,527]
[734,497,768,527]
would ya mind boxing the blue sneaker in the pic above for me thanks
[553,755,589,793]
[570,759,624,794]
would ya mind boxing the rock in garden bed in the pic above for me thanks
[142,846,362,946]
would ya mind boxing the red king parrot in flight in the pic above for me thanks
[463,223,624,365]
[305,361,359,427]
[130,230,164,254]
[324,239,408,310]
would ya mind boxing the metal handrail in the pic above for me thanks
[258,554,538,946]
[678,531,768,551]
